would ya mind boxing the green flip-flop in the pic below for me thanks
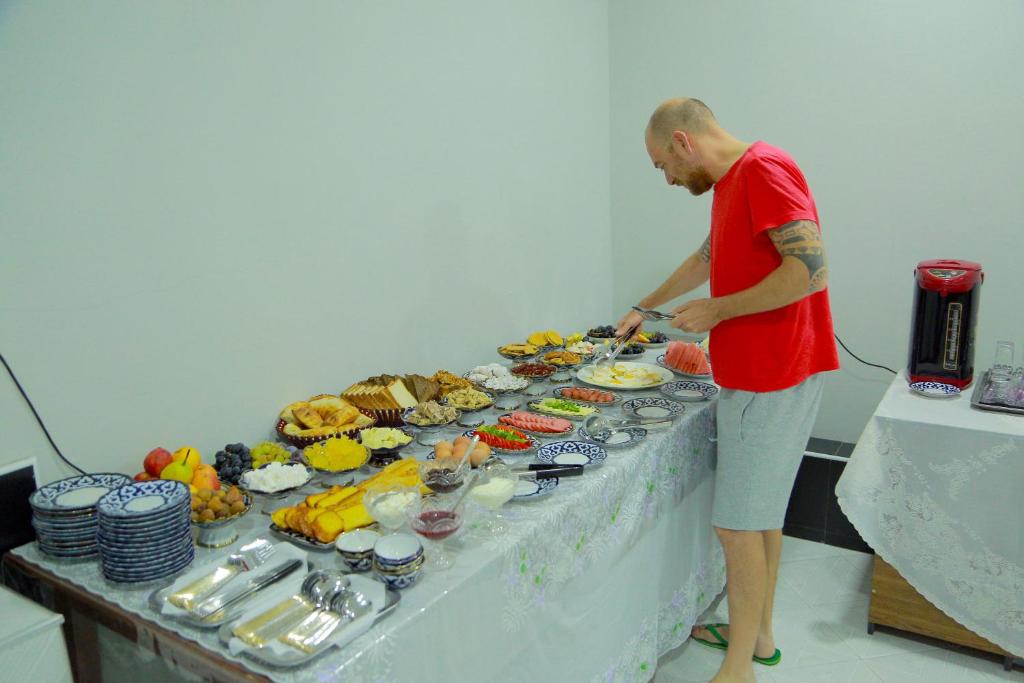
[691,623,782,666]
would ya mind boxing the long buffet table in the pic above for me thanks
[4,354,725,683]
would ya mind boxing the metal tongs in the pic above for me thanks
[593,320,643,368]
[631,305,674,321]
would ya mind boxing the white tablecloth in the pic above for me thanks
[836,374,1024,656]
[11,368,726,682]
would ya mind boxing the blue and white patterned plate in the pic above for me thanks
[32,515,98,532]
[101,538,193,565]
[97,525,192,551]
[909,381,961,398]
[98,480,190,518]
[660,380,719,402]
[513,477,559,499]
[577,425,647,449]
[38,544,99,560]
[98,530,191,550]
[32,509,98,525]
[621,397,686,420]
[536,441,608,466]
[104,551,193,574]
[103,553,194,583]
[29,473,133,513]
[33,527,96,544]
[38,536,96,550]
[97,507,190,528]
[102,544,193,565]
[102,554,194,576]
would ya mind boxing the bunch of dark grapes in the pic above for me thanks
[620,342,645,355]
[214,443,252,484]
[587,325,616,338]
[646,331,669,343]
[284,445,303,463]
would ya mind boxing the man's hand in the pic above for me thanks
[615,310,644,338]
[670,298,724,333]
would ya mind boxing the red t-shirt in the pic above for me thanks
[708,141,839,392]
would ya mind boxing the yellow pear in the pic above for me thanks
[173,446,202,469]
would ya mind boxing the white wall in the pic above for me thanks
[609,0,1024,442]
[6,1,1023,482]
[0,1,611,484]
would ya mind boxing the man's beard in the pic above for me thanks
[684,166,715,196]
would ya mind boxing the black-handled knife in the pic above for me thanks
[511,463,583,472]
[196,558,304,620]
[518,465,585,480]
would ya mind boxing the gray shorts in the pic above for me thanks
[711,373,824,531]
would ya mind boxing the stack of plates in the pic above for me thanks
[96,480,195,583]
[30,473,132,560]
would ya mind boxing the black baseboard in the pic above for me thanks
[783,439,873,555]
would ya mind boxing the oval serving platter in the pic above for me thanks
[659,380,719,402]
[621,397,686,421]
[536,440,608,466]
[656,354,712,380]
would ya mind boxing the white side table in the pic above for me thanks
[0,584,73,683]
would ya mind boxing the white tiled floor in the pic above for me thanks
[654,536,1021,683]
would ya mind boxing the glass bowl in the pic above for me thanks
[418,458,469,494]
[363,484,420,531]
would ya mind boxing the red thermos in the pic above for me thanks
[907,259,983,388]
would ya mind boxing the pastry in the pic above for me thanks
[500,343,539,357]
[431,369,472,396]
[292,405,324,429]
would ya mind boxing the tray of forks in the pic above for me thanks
[216,573,400,668]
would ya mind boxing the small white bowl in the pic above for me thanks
[335,528,380,554]
[373,533,423,567]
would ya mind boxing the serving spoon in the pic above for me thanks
[583,414,673,435]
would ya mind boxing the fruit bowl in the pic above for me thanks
[191,491,252,548]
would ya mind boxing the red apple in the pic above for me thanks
[144,447,174,477]
[134,471,154,482]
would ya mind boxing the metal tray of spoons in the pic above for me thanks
[216,580,400,668]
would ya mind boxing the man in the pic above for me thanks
[617,98,839,683]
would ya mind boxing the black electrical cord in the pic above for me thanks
[1,352,86,475]
[835,334,898,375]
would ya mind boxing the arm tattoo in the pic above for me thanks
[767,220,828,293]
[698,235,711,263]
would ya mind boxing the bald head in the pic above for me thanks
[647,98,716,147]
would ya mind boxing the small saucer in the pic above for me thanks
[908,381,961,398]
[455,413,485,429]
